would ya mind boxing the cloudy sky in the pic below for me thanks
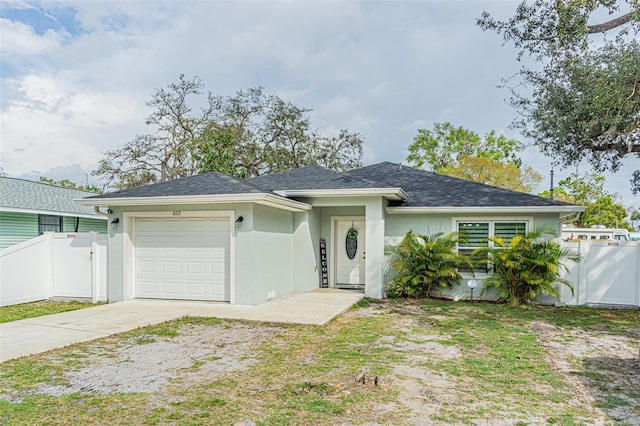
[1,0,638,209]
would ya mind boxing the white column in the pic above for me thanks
[365,198,385,299]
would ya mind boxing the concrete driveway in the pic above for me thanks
[0,289,363,363]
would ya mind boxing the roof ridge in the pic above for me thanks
[213,172,265,193]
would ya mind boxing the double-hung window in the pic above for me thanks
[456,220,528,274]
[38,214,63,234]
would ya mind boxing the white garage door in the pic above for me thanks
[134,217,230,301]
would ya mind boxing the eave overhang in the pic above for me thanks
[274,188,408,201]
[75,193,312,213]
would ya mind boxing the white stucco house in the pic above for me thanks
[77,162,584,305]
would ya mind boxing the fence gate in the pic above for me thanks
[585,242,639,305]
[561,240,640,307]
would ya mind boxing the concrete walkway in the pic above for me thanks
[0,289,363,363]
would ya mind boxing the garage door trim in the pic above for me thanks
[122,211,236,304]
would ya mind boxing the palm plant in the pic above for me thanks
[474,228,581,305]
[384,231,472,298]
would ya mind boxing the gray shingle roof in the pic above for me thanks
[87,172,265,199]
[84,162,576,209]
[344,162,574,208]
[0,177,105,217]
[248,165,383,191]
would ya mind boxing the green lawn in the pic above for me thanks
[0,299,638,425]
[0,300,97,324]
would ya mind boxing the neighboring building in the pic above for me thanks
[0,177,108,249]
[78,162,584,305]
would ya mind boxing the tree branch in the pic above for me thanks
[587,12,634,34]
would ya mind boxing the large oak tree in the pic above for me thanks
[94,76,363,190]
[478,1,640,192]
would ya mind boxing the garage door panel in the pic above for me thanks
[139,261,158,273]
[134,217,230,302]
[162,261,181,273]
[139,280,159,293]
[162,282,182,294]
[186,261,206,274]
[186,282,206,296]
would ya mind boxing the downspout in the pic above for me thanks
[560,212,581,224]
[75,217,80,232]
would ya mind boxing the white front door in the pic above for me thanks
[335,220,366,289]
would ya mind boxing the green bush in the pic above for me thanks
[384,231,472,298]
[474,228,581,305]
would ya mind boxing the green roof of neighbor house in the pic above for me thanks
[0,177,107,219]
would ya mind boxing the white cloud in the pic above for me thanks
[0,1,638,206]
[0,18,65,55]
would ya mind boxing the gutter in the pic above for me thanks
[76,193,312,213]
[386,206,586,215]
[93,206,110,217]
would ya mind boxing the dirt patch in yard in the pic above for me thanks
[1,301,639,425]
[528,319,640,425]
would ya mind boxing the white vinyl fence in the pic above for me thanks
[560,240,640,307]
[0,232,107,307]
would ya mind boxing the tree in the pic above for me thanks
[474,228,581,306]
[407,123,521,173]
[539,172,632,229]
[95,76,364,189]
[94,75,210,190]
[38,177,103,193]
[406,123,542,193]
[199,87,363,177]
[478,1,640,192]
[442,155,542,193]
[384,231,473,298]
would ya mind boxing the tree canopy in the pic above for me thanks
[38,177,103,194]
[539,172,632,229]
[406,122,521,173]
[406,122,541,193]
[443,155,542,193]
[94,75,363,190]
[478,1,640,192]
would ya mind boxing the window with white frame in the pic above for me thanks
[457,220,528,274]
[38,214,63,234]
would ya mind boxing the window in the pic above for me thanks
[38,215,62,234]
[457,220,528,274]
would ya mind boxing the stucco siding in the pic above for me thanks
[245,204,294,305]
[384,211,564,301]
[385,214,455,245]
[293,209,321,293]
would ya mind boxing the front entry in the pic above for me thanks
[335,219,366,289]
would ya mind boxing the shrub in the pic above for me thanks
[384,231,472,298]
[474,228,581,305]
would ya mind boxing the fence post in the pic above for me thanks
[578,240,588,306]
[45,232,54,299]
[90,232,98,303]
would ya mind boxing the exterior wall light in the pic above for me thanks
[111,217,120,229]
[235,216,244,228]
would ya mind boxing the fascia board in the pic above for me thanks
[386,205,586,215]
[275,188,407,200]
[0,206,108,220]
[74,193,311,212]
